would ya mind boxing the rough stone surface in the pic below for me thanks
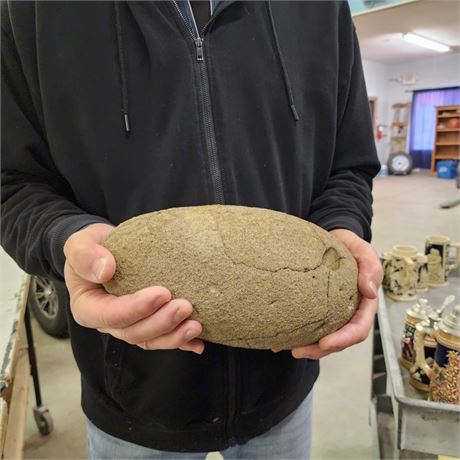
[102,205,359,349]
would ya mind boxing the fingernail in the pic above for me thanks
[193,348,204,355]
[92,258,106,282]
[369,281,377,296]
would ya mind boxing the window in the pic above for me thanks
[409,87,460,169]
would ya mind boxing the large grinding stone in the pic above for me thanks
[102,205,359,349]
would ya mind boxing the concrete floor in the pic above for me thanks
[9,171,459,459]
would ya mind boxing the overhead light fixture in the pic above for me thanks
[403,33,450,53]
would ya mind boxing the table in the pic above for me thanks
[0,250,53,459]
[371,277,460,459]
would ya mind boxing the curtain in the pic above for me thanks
[409,87,460,169]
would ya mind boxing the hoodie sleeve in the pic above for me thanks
[1,19,110,280]
[308,19,380,242]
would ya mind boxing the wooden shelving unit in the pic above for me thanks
[390,103,411,153]
[431,105,460,175]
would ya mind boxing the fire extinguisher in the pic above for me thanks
[376,124,384,141]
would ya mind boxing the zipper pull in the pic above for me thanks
[195,38,204,62]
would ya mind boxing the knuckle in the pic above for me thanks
[157,315,178,334]
[175,337,188,349]
[73,242,89,260]
[172,332,188,348]
[65,234,86,257]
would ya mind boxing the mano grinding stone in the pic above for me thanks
[102,205,359,349]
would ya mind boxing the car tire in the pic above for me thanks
[28,276,69,338]
[387,152,413,176]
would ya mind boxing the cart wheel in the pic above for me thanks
[33,406,54,436]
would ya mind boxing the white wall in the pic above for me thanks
[362,59,391,162]
[362,53,460,164]
[387,52,460,108]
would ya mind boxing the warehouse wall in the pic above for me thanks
[387,52,460,107]
[362,52,460,164]
[362,59,391,163]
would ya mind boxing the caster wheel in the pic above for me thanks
[33,406,54,436]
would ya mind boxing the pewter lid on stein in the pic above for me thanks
[416,297,455,334]
[428,294,456,323]
[418,314,439,334]
[407,298,431,320]
[438,304,460,338]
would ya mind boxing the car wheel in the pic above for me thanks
[388,152,413,175]
[28,276,69,338]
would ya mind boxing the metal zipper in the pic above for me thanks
[169,2,236,445]
[170,2,225,204]
[193,37,225,204]
[226,349,237,445]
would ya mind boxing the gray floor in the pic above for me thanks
[11,171,460,459]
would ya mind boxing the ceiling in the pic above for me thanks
[353,0,460,64]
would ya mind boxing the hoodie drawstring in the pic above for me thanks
[265,2,300,122]
[114,1,131,134]
[113,1,299,133]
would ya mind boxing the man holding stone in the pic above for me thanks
[2,1,382,458]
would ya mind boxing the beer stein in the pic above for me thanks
[382,245,420,301]
[400,298,431,369]
[425,235,460,286]
[410,295,454,392]
[416,254,429,292]
[417,304,460,404]
[411,315,438,392]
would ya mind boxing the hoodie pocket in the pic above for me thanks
[108,343,226,431]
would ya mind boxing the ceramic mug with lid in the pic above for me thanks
[401,298,430,369]
[425,235,460,287]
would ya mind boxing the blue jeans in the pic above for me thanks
[87,391,313,459]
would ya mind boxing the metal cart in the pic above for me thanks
[370,281,460,459]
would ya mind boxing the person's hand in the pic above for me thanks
[291,228,383,360]
[63,223,204,354]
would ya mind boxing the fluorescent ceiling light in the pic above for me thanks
[403,33,450,53]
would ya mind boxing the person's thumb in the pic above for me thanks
[64,223,116,284]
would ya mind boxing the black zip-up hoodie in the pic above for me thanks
[1,1,380,452]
